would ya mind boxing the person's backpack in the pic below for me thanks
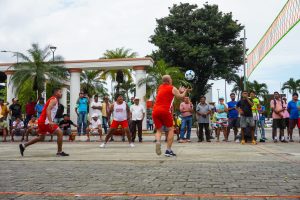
[270,98,283,115]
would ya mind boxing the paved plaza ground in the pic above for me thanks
[0,129,299,200]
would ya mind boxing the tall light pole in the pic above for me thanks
[242,29,247,91]
[49,46,57,61]
[224,79,227,102]
[1,50,20,63]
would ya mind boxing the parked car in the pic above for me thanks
[265,119,273,128]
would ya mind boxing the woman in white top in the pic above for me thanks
[99,95,134,148]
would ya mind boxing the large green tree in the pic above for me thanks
[11,43,67,98]
[281,78,300,94]
[150,3,244,101]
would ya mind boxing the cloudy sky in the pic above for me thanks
[0,0,299,101]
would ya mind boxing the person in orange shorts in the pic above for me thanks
[99,95,134,148]
[153,75,191,157]
[19,88,69,157]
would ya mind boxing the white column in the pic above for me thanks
[61,87,68,114]
[134,66,147,130]
[69,69,81,128]
[5,71,16,104]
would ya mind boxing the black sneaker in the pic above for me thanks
[165,150,176,157]
[259,139,265,142]
[56,152,69,157]
[281,140,288,143]
[19,144,25,157]
[110,138,114,142]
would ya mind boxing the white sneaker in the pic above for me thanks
[235,139,240,143]
[99,143,106,148]
[129,143,135,148]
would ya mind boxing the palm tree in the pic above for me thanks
[230,75,251,99]
[281,78,300,94]
[119,79,136,101]
[248,80,269,99]
[11,43,67,97]
[100,47,137,96]
[81,70,108,98]
[138,60,190,100]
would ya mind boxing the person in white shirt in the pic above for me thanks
[12,117,25,141]
[90,95,102,118]
[86,113,102,142]
[130,98,145,142]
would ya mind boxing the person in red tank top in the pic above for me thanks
[153,75,191,157]
[19,88,69,157]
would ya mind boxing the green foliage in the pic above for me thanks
[150,3,244,102]
[11,43,68,98]
[0,87,7,101]
[80,70,108,98]
[230,75,269,100]
[248,80,269,99]
[17,80,37,113]
[100,47,137,96]
[138,60,190,100]
[118,79,136,101]
[281,78,300,94]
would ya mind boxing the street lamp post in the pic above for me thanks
[217,89,220,101]
[1,50,19,63]
[49,46,57,61]
[242,29,247,91]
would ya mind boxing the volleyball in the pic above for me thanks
[185,70,195,81]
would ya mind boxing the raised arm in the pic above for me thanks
[172,87,191,99]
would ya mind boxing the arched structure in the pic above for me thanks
[0,57,154,129]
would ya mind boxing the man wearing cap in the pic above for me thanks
[216,97,228,142]
[130,98,145,143]
[86,113,102,142]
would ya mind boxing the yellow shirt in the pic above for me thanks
[0,105,9,118]
[101,102,109,117]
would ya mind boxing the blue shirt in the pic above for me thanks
[259,105,266,121]
[216,104,227,119]
[288,100,299,119]
[35,103,44,118]
[78,98,88,112]
[227,101,238,119]
[298,101,300,117]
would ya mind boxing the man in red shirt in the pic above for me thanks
[24,98,36,128]
[153,75,191,157]
[19,88,69,157]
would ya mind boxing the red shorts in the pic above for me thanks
[110,120,129,129]
[38,123,59,135]
[289,119,300,129]
[152,110,173,129]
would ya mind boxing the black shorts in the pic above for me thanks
[272,118,285,129]
[228,118,239,128]
[284,118,289,128]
